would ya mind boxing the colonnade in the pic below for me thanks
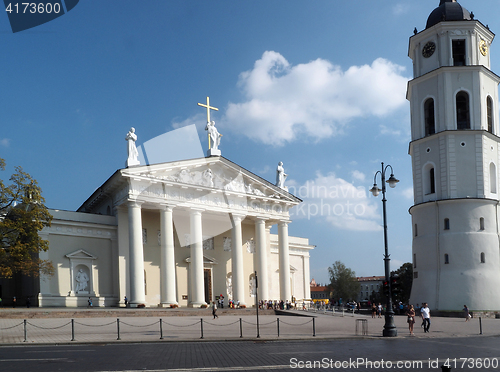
[126,201,291,307]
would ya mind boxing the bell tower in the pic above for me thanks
[408,0,500,310]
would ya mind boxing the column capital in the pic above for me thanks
[159,203,176,212]
[278,220,292,226]
[231,213,246,222]
[127,199,144,208]
[189,207,205,215]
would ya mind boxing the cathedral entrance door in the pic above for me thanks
[204,269,212,304]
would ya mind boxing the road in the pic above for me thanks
[1,336,499,371]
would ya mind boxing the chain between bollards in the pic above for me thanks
[160,318,164,340]
[71,319,75,341]
[117,318,121,340]
[200,318,204,339]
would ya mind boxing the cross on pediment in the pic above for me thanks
[198,96,218,124]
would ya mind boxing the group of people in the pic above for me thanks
[258,299,294,310]
[405,303,431,336]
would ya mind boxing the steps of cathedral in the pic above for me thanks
[0,307,276,319]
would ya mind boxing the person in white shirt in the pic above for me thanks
[421,303,431,333]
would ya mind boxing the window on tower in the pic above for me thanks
[480,217,485,231]
[444,218,450,230]
[452,39,466,66]
[424,98,435,136]
[456,91,470,129]
[490,163,496,194]
[444,254,449,264]
[481,252,485,263]
[487,96,494,134]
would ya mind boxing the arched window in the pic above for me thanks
[490,163,497,194]
[424,98,435,135]
[487,96,494,133]
[480,252,485,263]
[444,218,450,230]
[444,254,449,264]
[456,91,470,129]
[480,217,485,231]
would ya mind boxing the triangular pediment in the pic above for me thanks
[120,156,300,203]
[185,253,218,265]
[65,249,98,260]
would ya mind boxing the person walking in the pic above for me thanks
[463,305,470,321]
[371,303,377,318]
[421,303,431,333]
[212,301,218,319]
[88,297,93,308]
[377,303,382,318]
[406,304,416,336]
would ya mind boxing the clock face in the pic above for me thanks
[479,39,488,56]
[422,41,436,58]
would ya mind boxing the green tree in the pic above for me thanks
[0,158,53,278]
[327,261,360,303]
[391,262,413,304]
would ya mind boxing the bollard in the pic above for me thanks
[239,318,243,338]
[313,318,316,337]
[342,308,345,317]
[200,318,204,339]
[117,318,121,340]
[71,319,75,341]
[479,316,483,335]
[23,319,27,342]
[277,318,280,337]
[160,318,164,340]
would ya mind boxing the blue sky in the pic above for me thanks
[1,0,499,285]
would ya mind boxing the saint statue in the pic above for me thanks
[125,127,140,166]
[75,269,89,293]
[276,161,287,189]
[205,121,222,150]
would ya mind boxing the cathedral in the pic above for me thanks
[17,119,313,308]
[408,0,500,310]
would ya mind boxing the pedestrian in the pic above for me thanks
[371,303,377,318]
[406,304,416,336]
[377,303,382,318]
[12,296,16,308]
[212,301,218,319]
[124,296,128,307]
[463,305,470,321]
[26,297,31,308]
[421,302,431,332]
[88,297,93,308]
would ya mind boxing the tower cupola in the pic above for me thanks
[426,0,472,29]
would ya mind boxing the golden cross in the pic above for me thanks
[198,96,219,124]
[198,96,219,149]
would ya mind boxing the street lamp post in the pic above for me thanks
[370,162,399,337]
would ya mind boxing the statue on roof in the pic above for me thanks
[276,161,287,190]
[205,121,222,151]
[125,127,140,167]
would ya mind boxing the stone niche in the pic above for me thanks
[65,249,98,296]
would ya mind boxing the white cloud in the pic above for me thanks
[223,51,409,145]
[288,172,382,232]
[401,187,414,200]
[393,4,410,15]
[0,138,10,147]
[351,170,365,183]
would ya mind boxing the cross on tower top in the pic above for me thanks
[197,96,219,124]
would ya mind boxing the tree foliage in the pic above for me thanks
[327,260,360,302]
[0,158,53,278]
[392,262,413,304]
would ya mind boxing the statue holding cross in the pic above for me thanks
[198,96,222,156]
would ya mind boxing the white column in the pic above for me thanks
[190,209,205,306]
[160,205,177,306]
[278,220,291,301]
[231,214,246,306]
[255,218,269,301]
[128,201,146,306]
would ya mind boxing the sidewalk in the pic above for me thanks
[0,307,497,345]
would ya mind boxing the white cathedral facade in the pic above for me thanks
[34,124,313,308]
[409,0,500,310]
